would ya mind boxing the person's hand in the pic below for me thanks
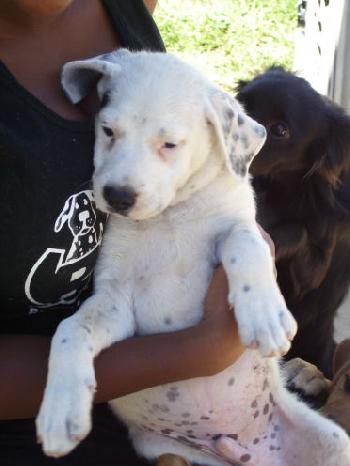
[257,223,277,276]
[257,223,275,258]
[197,266,244,375]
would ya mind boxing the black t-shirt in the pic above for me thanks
[0,0,165,336]
[0,2,165,465]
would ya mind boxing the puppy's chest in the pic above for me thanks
[134,224,219,335]
[106,215,229,335]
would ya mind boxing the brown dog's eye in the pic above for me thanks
[344,374,350,394]
[269,122,290,139]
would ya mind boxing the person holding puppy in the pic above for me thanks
[0,1,253,465]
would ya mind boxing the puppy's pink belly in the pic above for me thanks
[111,351,282,461]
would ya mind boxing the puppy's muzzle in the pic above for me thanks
[103,185,137,215]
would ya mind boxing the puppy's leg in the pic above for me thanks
[157,454,191,466]
[36,289,135,457]
[221,223,297,356]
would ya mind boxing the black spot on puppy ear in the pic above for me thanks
[225,107,235,119]
[238,114,245,126]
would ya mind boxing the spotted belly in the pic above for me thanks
[110,350,283,461]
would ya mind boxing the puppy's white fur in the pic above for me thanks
[36,51,350,465]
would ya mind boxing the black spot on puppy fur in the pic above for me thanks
[228,377,235,386]
[238,114,245,126]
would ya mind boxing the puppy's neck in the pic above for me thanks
[171,150,231,205]
[160,162,244,225]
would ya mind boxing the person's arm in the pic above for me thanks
[0,267,244,420]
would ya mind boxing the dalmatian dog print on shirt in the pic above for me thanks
[24,190,105,314]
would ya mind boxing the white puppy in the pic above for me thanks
[36,50,350,466]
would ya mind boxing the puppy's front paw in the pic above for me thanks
[36,374,96,457]
[230,284,297,357]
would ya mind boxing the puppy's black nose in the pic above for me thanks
[103,185,137,214]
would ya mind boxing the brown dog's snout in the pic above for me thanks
[103,185,137,215]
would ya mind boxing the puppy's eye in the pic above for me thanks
[269,122,290,139]
[163,142,177,149]
[102,126,114,138]
[158,141,180,160]
[344,374,350,394]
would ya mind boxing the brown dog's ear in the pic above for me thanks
[333,339,350,375]
[307,104,350,187]
[235,79,249,93]
[236,67,288,94]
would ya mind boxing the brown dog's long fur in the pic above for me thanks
[322,339,350,434]
[237,68,350,377]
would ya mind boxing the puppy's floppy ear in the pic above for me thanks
[61,48,131,104]
[308,103,350,186]
[206,90,266,177]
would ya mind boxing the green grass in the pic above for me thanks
[154,0,298,92]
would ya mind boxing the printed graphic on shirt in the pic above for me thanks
[24,190,105,314]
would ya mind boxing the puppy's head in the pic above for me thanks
[322,339,350,435]
[237,67,350,184]
[62,50,265,220]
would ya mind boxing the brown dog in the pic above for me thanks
[237,68,350,379]
[322,339,350,434]
[286,339,350,434]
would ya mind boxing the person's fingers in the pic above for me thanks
[204,266,229,318]
[257,223,275,258]
[257,224,277,276]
